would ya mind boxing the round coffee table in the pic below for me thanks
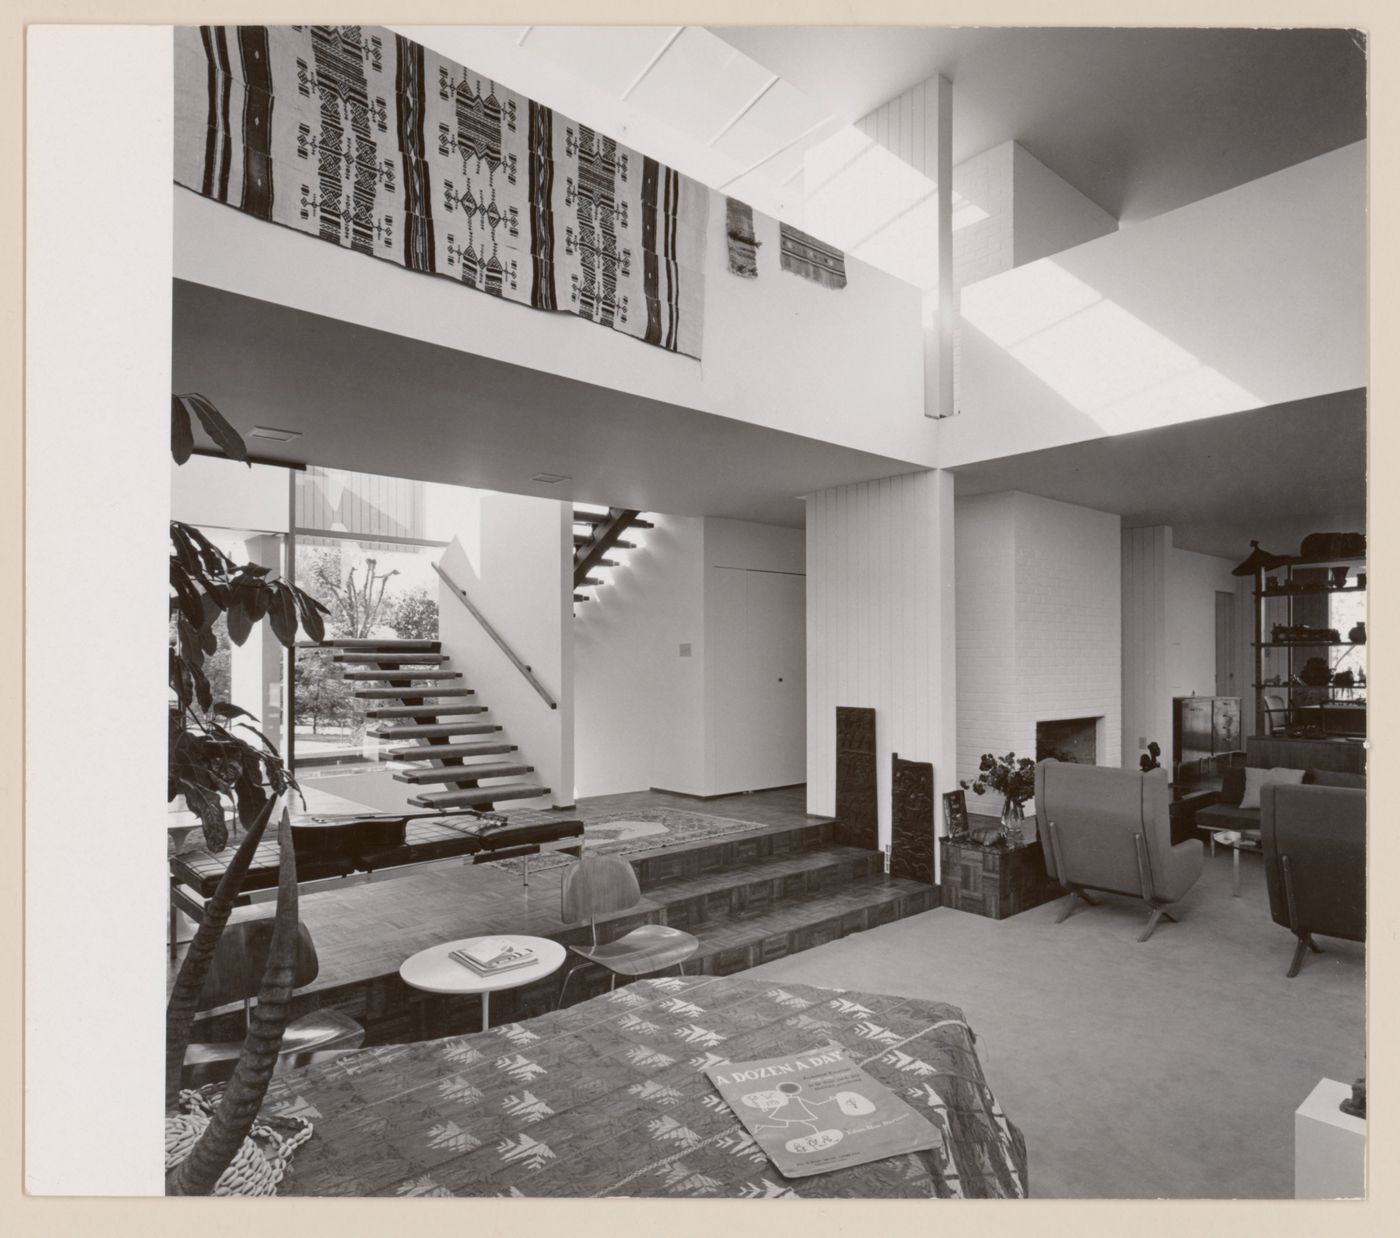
[400,935,567,1032]
[1211,830,1262,898]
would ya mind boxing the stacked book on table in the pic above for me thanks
[450,937,537,977]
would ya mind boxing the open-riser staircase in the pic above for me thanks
[572,506,653,608]
[297,638,551,810]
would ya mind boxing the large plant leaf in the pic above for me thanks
[267,585,298,646]
[170,561,205,632]
[226,594,253,646]
[210,702,255,723]
[294,589,326,643]
[179,392,249,464]
[171,396,195,464]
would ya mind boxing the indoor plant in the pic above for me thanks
[166,393,330,1194]
[960,752,1036,846]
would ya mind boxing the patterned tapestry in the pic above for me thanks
[724,198,759,278]
[174,26,710,358]
[779,222,847,290]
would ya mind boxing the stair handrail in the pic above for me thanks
[432,560,558,711]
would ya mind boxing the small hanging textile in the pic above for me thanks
[173,25,710,358]
[779,223,847,290]
[725,198,760,278]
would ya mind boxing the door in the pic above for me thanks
[714,568,806,792]
[1215,590,1238,698]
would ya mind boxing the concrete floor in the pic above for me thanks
[748,845,1365,1199]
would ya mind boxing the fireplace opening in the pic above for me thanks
[1037,717,1100,765]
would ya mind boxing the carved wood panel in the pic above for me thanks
[891,752,935,884]
[834,706,878,851]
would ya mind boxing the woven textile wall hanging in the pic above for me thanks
[724,197,759,278]
[174,25,710,358]
[779,222,847,290]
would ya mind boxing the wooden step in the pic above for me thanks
[364,702,489,720]
[371,721,502,740]
[352,686,477,700]
[332,652,449,664]
[572,594,590,603]
[385,740,516,760]
[579,576,604,587]
[575,534,635,549]
[409,783,550,809]
[340,669,462,682]
[572,512,653,530]
[297,639,440,651]
[394,762,533,786]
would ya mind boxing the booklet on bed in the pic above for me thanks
[705,1044,941,1179]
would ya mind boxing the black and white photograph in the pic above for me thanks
[19,3,1386,1217]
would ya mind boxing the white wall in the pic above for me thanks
[573,515,804,799]
[1012,143,1118,265]
[948,142,1366,465]
[437,494,573,809]
[174,185,931,468]
[573,514,707,799]
[806,471,957,856]
[170,455,290,533]
[956,492,1122,812]
[1121,526,1173,769]
[1168,546,1240,700]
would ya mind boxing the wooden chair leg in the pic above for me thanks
[1056,888,1099,923]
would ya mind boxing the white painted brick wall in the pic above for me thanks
[955,492,1123,810]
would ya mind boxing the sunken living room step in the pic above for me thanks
[393,762,534,785]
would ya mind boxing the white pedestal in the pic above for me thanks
[1295,1078,1366,1199]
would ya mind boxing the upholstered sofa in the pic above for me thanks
[1035,759,1203,941]
[1193,765,1366,842]
[1260,782,1366,977]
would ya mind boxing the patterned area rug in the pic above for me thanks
[487,807,769,875]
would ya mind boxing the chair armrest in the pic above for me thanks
[1157,839,1204,903]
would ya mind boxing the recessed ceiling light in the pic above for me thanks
[531,472,572,484]
[248,426,302,442]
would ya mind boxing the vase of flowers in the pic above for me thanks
[961,752,1036,848]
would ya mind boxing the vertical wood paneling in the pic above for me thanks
[806,472,950,848]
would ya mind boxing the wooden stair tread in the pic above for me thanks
[394,762,533,785]
[385,740,516,760]
[575,534,634,549]
[353,686,478,699]
[572,512,652,529]
[371,721,502,739]
[340,669,462,681]
[579,577,604,587]
[331,652,449,664]
[409,783,550,808]
[297,639,440,651]
[364,702,489,719]
[573,594,590,603]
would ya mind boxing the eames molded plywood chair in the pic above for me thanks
[556,854,699,1008]
[182,918,364,1088]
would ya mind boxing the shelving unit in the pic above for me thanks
[1252,553,1366,738]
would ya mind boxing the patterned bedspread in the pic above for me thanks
[267,976,1027,1198]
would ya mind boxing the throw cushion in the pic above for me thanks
[1240,767,1306,810]
[1305,768,1367,789]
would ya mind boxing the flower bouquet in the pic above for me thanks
[960,752,1036,847]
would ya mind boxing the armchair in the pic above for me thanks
[1260,783,1365,976]
[1035,759,1203,941]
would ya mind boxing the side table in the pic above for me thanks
[940,834,1061,920]
[400,935,567,1032]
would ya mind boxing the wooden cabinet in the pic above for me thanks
[940,829,1061,920]
[1172,695,1241,783]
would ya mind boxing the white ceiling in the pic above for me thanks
[948,388,1366,559]
[714,25,1366,224]
[171,280,920,528]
